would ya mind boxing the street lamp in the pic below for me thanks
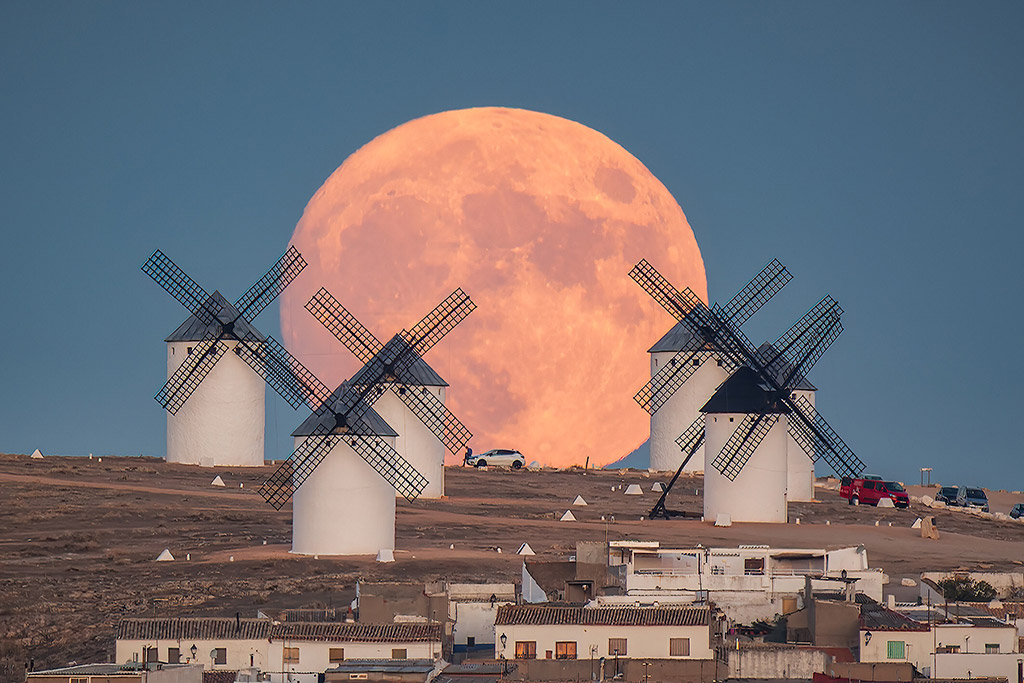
[500,633,507,655]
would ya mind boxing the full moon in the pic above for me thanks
[281,107,706,468]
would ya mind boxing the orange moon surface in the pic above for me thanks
[281,107,706,468]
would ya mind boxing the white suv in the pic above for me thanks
[468,449,525,469]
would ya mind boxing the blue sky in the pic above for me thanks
[1,3,1021,488]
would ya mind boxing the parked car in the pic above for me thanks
[956,487,989,512]
[839,478,910,508]
[1009,503,1024,520]
[935,486,960,505]
[466,448,526,469]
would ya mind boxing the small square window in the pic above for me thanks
[213,648,227,665]
[886,641,905,659]
[985,643,1000,654]
[168,647,180,664]
[329,648,345,663]
[515,641,537,659]
[555,642,577,660]
[392,648,407,660]
[283,646,300,664]
[608,638,627,656]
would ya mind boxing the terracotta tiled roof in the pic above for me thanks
[117,617,271,640]
[495,605,709,627]
[271,622,442,642]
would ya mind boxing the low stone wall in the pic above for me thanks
[505,657,725,682]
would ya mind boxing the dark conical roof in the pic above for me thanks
[755,342,817,392]
[349,335,448,387]
[164,291,267,343]
[701,366,789,415]
[291,384,398,437]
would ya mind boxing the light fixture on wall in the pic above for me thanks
[190,644,198,660]
[864,631,872,644]
[500,633,507,649]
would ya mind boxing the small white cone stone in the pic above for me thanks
[912,518,922,529]
[211,476,226,487]
[239,483,243,488]
[572,495,588,506]
[517,543,535,555]
[714,513,732,527]
[826,520,831,525]
[449,544,455,550]
[263,540,267,545]
[624,484,643,496]
[560,510,577,522]
[795,518,801,525]
[652,482,664,492]
[30,449,44,459]
[610,486,616,492]
[376,549,395,563]
[89,454,93,460]
[98,458,102,462]
[156,549,174,562]
[877,497,895,508]
[875,520,879,526]
[186,553,190,561]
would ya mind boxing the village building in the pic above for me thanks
[493,603,725,682]
[446,583,515,656]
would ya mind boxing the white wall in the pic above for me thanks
[452,602,509,646]
[267,639,440,677]
[934,652,1024,682]
[291,434,398,556]
[116,637,268,671]
[494,623,713,660]
[859,630,934,672]
[933,624,1018,654]
[649,350,728,473]
[786,389,815,502]
[703,413,789,523]
[166,340,264,467]
[372,386,446,499]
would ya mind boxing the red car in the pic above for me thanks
[839,477,910,508]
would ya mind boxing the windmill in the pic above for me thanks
[304,287,475,498]
[631,259,864,522]
[638,260,791,472]
[257,290,476,555]
[141,247,306,467]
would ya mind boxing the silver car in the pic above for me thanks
[467,449,525,469]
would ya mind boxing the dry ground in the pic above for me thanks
[1,453,1022,678]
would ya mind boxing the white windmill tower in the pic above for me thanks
[258,291,474,556]
[141,247,306,467]
[631,258,863,523]
[303,288,475,498]
[634,260,791,473]
[757,342,818,502]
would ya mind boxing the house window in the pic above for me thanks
[213,648,227,665]
[886,641,905,659]
[555,642,577,660]
[515,641,537,659]
[744,558,765,575]
[168,647,180,663]
[283,647,300,664]
[71,679,88,683]
[392,648,407,660]
[349,675,368,680]
[329,648,345,663]
[143,647,158,663]
[608,638,627,656]
[985,643,1000,654]
[545,650,553,659]
[670,638,690,657]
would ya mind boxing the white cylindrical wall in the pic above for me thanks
[704,413,789,523]
[166,340,264,468]
[649,351,729,472]
[291,435,397,556]
[372,386,446,499]
[786,390,816,502]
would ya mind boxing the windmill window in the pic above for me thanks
[729,417,734,422]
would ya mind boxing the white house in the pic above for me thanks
[447,583,515,651]
[116,617,272,670]
[269,622,443,681]
[494,604,717,661]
